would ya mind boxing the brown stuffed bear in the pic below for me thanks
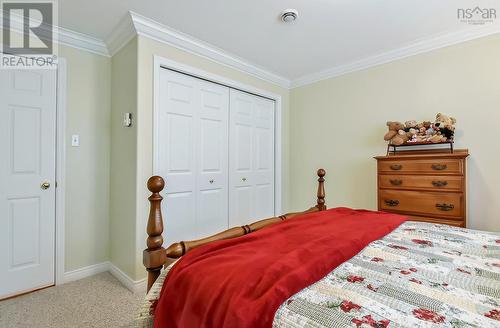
[384,121,407,145]
[404,120,419,141]
[434,113,456,141]
[384,115,456,145]
[428,132,446,143]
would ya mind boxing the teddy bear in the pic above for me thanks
[404,120,418,130]
[384,121,408,145]
[425,123,436,138]
[402,120,419,142]
[433,113,456,141]
[384,115,456,145]
[416,122,427,135]
[423,121,432,129]
[428,132,446,143]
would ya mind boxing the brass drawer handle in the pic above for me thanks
[390,164,402,171]
[389,179,402,186]
[432,180,448,187]
[385,199,400,207]
[436,203,454,211]
[432,164,448,171]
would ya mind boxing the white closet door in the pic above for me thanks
[158,69,229,246]
[229,89,275,227]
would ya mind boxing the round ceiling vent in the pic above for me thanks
[281,9,298,23]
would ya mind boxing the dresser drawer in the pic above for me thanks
[404,215,465,227]
[379,175,463,191]
[378,159,463,175]
[379,190,463,218]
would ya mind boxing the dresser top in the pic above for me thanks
[374,149,469,160]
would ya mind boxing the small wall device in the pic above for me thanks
[123,113,132,127]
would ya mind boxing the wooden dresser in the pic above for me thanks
[375,150,469,227]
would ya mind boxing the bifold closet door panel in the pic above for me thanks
[253,97,275,219]
[158,69,229,246]
[196,79,229,237]
[229,90,253,226]
[229,89,275,227]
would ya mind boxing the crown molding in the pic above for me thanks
[4,8,499,89]
[105,12,136,56]
[1,10,109,57]
[128,11,291,89]
[290,24,500,89]
[56,26,109,56]
[105,11,291,88]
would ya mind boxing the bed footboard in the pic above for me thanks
[143,169,327,292]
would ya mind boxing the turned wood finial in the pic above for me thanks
[147,175,165,194]
[316,169,326,211]
[144,176,167,292]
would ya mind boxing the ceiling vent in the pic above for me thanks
[281,9,298,23]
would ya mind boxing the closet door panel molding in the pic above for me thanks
[158,72,196,195]
[196,80,229,237]
[229,89,275,227]
[157,69,229,246]
[254,97,275,220]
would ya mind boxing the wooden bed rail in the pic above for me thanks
[143,168,327,292]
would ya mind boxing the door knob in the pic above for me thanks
[242,177,247,182]
[41,182,50,190]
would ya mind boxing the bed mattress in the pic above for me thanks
[136,221,500,327]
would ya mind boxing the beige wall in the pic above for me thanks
[109,38,139,278]
[290,34,500,232]
[128,35,291,280]
[59,45,111,271]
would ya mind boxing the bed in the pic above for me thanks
[136,169,500,327]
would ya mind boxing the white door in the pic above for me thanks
[157,69,229,246]
[0,67,57,299]
[229,89,275,227]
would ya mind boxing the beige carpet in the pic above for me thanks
[0,272,142,328]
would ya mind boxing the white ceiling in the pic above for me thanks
[59,0,500,83]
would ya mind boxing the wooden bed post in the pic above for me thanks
[316,168,326,211]
[144,176,167,293]
[143,169,327,293]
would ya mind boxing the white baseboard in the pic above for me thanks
[62,262,147,294]
[108,263,147,294]
[62,262,110,284]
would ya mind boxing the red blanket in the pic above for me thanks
[154,207,406,328]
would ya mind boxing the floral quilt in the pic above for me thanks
[135,261,177,328]
[273,221,500,328]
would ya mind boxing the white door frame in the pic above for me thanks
[153,55,283,215]
[55,58,67,285]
